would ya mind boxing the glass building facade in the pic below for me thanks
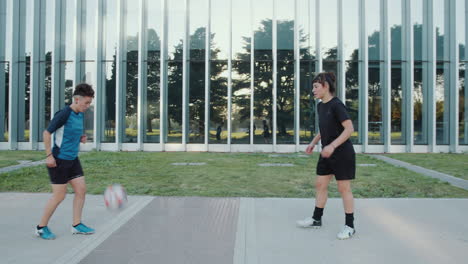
[0,0,467,153]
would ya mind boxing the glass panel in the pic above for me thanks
[167,61,183,143]
[367,0,379,61]
[145,62,161,143]
[277,60,294,144]
[321,0,337,61]
[24,0,33,59]
[367,0,381,144]
[253,0,272,144]
[168,0,184,61]
[231,61,251,144]
[41,0,54,141]
[253,61,273,144]
[18,60,30,142]
[345,0,359,61]
[41,62,52,141]
[18,0,33,142]
[412,1,425,144]
[105,0,118,61]
[0,1,5,141]
[125,62,138,143]
[188,61,205,143]
[277,0,294,61]
[80,62,95,142]
[188,0,207,143]
[458,0,466,61]
[460,63,467,145]
[5,0,11,62]
[298,0,316,144]
[64,0,76,61]
[145,1,161,143]
[103,62,116,143]
[436,62,449,144]
[232,0,251,61]
[389,0,402,61]
[232,0,251,144]
[346,61,359,143]
[147,0,162,61]
[209,61,228,144]
[0,63,8,142]
[189,0,206,61]
[253,0,272,61]
[299,61,316,143]
[167,0,184,143]
[457,0,467,145]
[368,62,382,144]
[211,0,229,60]
[390,0,403,145]
[276,0,294,144]
[83,0,97,60]
[126,1,139,58]
[412,0,423,61]
[123,3,139,143]
[298,0,315,60]
[323,61,337,76]
[414,62,425,144]
[391,62,404,144]
[434,0,445,61]
[64,63,75,105]
[45,0,54,59]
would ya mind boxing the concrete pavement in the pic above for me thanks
[1,193,467,264]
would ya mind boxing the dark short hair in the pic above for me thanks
[312,72,336,94]
[73,83,95,98]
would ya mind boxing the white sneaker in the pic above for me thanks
[296,217,322,228]
[337,225,355,240]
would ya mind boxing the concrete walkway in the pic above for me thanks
[1,193,467,264]
[0,160,46,174]
[372,155,468,191]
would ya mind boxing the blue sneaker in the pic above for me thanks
[35,226,56,240]
[71,223,95,235]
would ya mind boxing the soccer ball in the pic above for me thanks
[104,184,128,210]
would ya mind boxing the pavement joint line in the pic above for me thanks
[233,198,248,264]
[233,198,258,264]
[371,155,468,191]
[52,196,154,264]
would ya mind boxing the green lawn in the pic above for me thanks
[385,153,468,181]
[0,150,46,168]
[1,151,468,198]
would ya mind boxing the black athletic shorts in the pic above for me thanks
[316,142,356,180]
[47,157,84,184]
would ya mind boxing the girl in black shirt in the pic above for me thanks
[296,72,357,240]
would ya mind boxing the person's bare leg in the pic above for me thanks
[337,180,354,213]
[39,184,67,227]
[315,175,333,208]
[69,177,86,226]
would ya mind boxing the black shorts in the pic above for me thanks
[47,157,84,184]
[316,143,355,180]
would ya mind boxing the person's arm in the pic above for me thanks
[43,130,57,168]
[321,120,354,158]
[305,132,321,154]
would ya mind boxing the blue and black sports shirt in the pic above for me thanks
[46,106,84,160]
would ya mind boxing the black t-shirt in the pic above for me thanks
[317,97,351,146]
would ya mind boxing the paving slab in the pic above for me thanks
[0,193,153,264]
[79,197,239,264]
[234,198,468,264]
[2,194,468,264]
